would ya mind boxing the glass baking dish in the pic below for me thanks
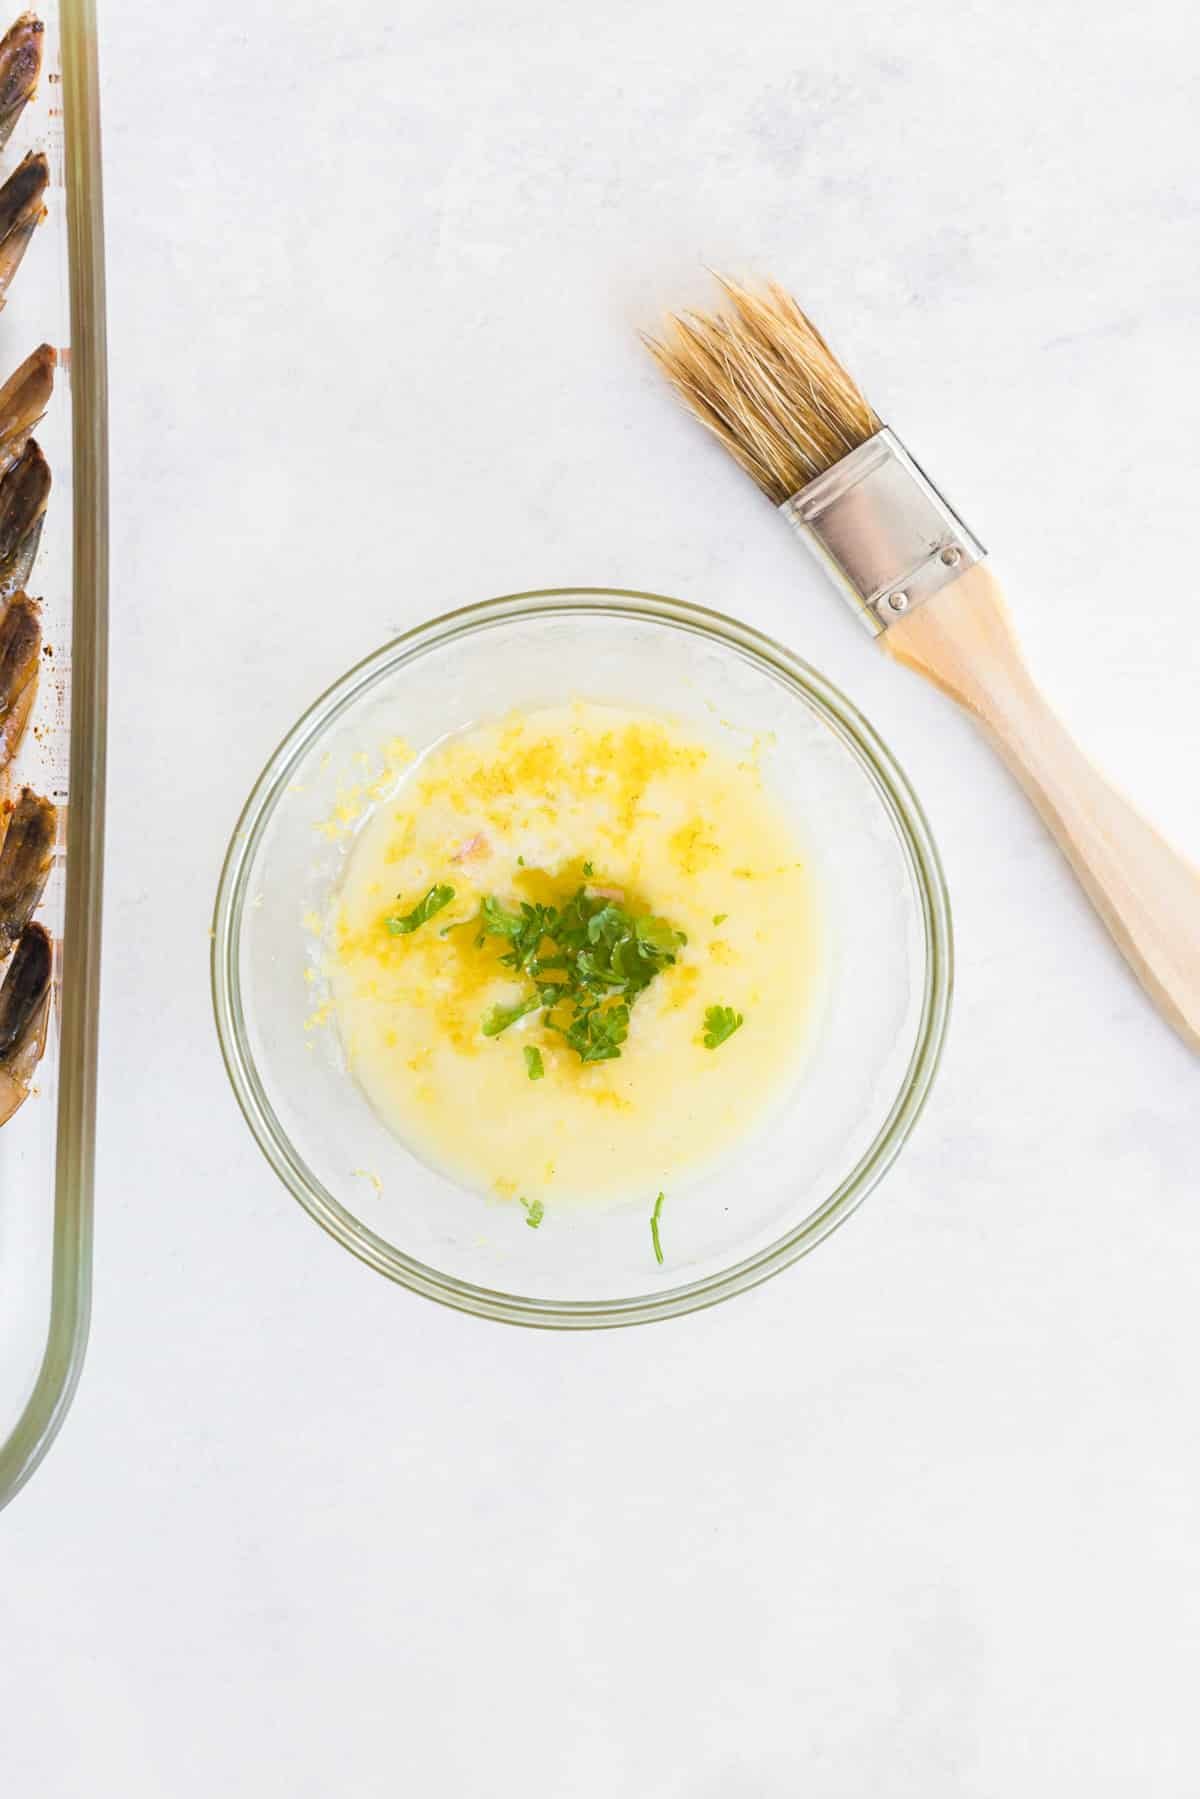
[0,0,106,1509]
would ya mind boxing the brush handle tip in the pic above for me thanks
[885,565,1200,1055]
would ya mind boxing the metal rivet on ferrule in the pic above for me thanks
[781,428,986,636]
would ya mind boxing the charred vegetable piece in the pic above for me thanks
[0,148,47,308]
[0,435,47,597]
[0,13,43,154]
[0,918,49,1124]
[0,912,46,1053]
[0,786,54,946]
[0,591,40,768]
[0,342,53,478]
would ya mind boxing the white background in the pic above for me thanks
[5,0,1200,1791]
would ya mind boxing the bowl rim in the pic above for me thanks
[211,587,953,1328]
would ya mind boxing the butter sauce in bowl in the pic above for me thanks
[212,590,951,1327]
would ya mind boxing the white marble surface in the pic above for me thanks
[5,0,1200,1790]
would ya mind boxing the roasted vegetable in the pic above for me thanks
[0,342,53,479]
[0,786,54,946]
[0,435,47,596]
[0,917,49,1123]
[0,590,41,769]
[0,148,47,308]
[0,13,43,154]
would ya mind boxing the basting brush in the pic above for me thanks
[645,278,1200,1052]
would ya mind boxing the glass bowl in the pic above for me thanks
[211,589,952,1327]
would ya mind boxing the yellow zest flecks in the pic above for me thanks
[383,816,416,865]
[327,703,819,1208]
[584,1087,634,1112]
[312,739,416,841]
[669,818,721,876]
[304,999,333,1032]
[661,963,701,1012]
[320,785,365,841]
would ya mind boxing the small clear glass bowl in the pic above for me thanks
[211,590,952,1327]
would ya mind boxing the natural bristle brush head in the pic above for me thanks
[643,277,881,506]
[645,274,983,636]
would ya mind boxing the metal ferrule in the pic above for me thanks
[779,428,985,636]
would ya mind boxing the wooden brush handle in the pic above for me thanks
[883,564,1200,1052]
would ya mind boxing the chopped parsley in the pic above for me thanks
[582,860,594,876]
[703,1004,744,1049]
[563,1001,629,1064]
[480,894,525,940]
[712,913,728,926]
[651,1191,665,1265]
[524,1045,545,1080]
[635,914,685,955]
[475,879,686,1064]
[386,883,455,934]
[521,1197,545,1229]
[482,992,540,1037]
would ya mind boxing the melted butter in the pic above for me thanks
[328,703,819,1207]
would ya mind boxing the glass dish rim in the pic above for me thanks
[211,587,953,1330]
[0,0,108,1511]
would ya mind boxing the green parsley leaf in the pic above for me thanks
[586,903,623,945]
[517,855,525,866]
[703,1004,744,1049]
[474,882,684,1065]
[712,913,728,926]
[524,1045,545,1081]
[521,1197,545,1229]
[386,883,455,935]
[635,914,688,956]
[480,894,525,939]
[563,1001,629,1063]
[651,1191,665,1265]
[582,860,594,876]
[503,904,557,974]
[482,993,540,1037]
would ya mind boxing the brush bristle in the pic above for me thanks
[643,277,881,507]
